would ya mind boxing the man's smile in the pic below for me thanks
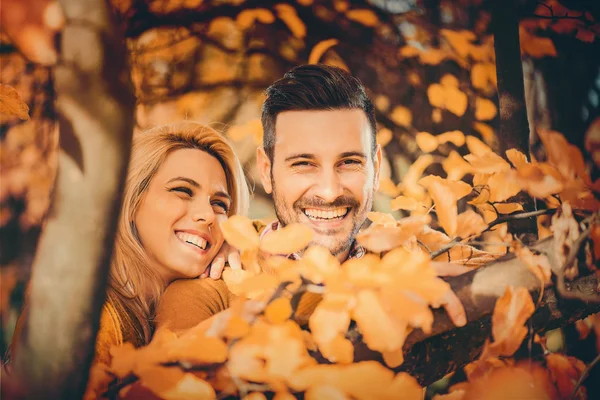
[302,207,350,221]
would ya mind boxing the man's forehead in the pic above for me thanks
[273,109,371,154]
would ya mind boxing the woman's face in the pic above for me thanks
[135,148,231,283]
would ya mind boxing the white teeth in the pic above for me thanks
[303,207,348,220]
[176,232,208,250]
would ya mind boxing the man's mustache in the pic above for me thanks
[294,196,360,210]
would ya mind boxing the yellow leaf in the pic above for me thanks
[0,84,30,120]
[494,203,524,214]
[260,223,313,255]
[420,48,449,65]
[402,154,434,200]
[376,128,393,147]
[276,4,306,38]
[437,130,465,147]
[506,149,528,170]
[432,108,442,123]
[265,297,293,324]
[427,84,445,108]
[367,211,396,226]
[390,105,412,127]
[465,151,511,174]
[308,38,339,64]
[466,135,492,156]
[445,86,468,117]
[378,176,401,197]
[236,9,275,30]
[416,131,439,153]
[390,195,420,211]
[472,122,497,148]
[346,9,379,27]
[398,45,420,58]
[421,177,459,236]
[489,286,535,357]
[487,172,522,202]
[456,209,488,238]
[443,150,474,181]
[440,74,459,88]
[475,97,497,120]
[220,215,260,251]
[440,29,476,58]
[305,385,349,400]
[515,245,552,285]
[375,95,390,112]
[471,63,496,90]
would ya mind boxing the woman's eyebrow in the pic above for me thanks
[213,191,232,203]
[166,177,200,187]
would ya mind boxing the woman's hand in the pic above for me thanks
[201,242,242,279]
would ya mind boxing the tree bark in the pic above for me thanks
[12,0,135,398]
[342,237,600,386]
[491,0,538,243]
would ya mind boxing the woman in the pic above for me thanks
[11,121,250,365]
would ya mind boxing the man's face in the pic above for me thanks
[257,109,381,260]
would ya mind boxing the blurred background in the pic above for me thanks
[1,0,599,367]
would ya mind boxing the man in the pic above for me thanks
[205,64,465,327]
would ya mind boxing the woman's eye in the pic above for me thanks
[170,187,193,196]
[212,200,229,214]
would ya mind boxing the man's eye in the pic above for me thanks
[342,159,362,166]
[292,161,312,167]
[170,187,193,196]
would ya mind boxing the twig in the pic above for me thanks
[570,351,600,400]
[430,237,461,259]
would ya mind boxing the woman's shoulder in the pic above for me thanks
[94,303,124,365]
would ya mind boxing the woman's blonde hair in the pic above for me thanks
[107,121,250,344]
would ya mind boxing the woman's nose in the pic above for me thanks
[191,199,216,225]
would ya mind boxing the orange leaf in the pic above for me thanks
[466,136,492,156]
[220,215,260,251]
[515,245,552,285]
[381,347,405,369]
[224,315,251,339]
[487,172,522,202]
[416,131,439,153]
[376,127,393,147]
[441,29,476,58]
[505,149,528,170]
[317,335,354,365]
[308,38,339,64]
[346,9,379,27]
[440,74,459,88]
[390,195,420,211]
[456,210,488,238]
[401,154,434,200]
[297,246,341,284]
[443,150,474,181]
[445,86,468,117]
[398,45,421,58]
[489,286,535,357]
[538,128,590,183]
[438,130,465,147]
[353,290,408,352]
[471,63,496,90]
[464,152,511,174]
[244,392,268,400]
[305,385,349,400]
[275,4,306,38]
[0,84,30,120]
[265,297,292,324]
[260,223,313,255]
[386,372,423,400]
[427,84,445,108]
[378,176,401,197]
[473,122,497,148]
[493,203,523,214]
[546,353,586,400]
[356,224,413,253]
[367,211,396,226]
[475,97,497,120]
[236,9,275,30]
[510,164,563,198]
[390,105,412,127]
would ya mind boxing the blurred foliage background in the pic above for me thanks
[1,0,599,364]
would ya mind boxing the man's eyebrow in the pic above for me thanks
[284,153,316,162]
[340,151,367,159]
[166,177,200,188]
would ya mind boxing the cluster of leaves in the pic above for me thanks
[83,129,600,399]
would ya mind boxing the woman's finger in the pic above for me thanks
[227,248,242,270]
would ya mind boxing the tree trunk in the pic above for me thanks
[12,0,135,398]
[342,237,600,386]
[491,0,538,244]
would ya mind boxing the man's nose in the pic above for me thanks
[191,199,216,225]
[314,169,344,203]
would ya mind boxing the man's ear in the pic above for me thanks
[257,146,273,194]
[373,144,383,191]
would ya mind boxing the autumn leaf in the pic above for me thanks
[305,385,348,400]
[510,163,563,198]
[538,128,590,183]
[515,245,552,286]
[390,195,421,211]
[456,209,488,238]
[471,63,496,90]
[0,84,30,120]
[356,224,414,253]
[275,4,306,38]
[419,176,472,237]
[309,39,340,64]
[464,152,511,174]
[345,9,379,27]
[220,215,260,252]
[310,302,353,364]
[265,297,292,324]
[441,29,476,58]
[438,130,465,147]
[473,122,497,148]
[445,86,469,117]
[487,172,522,202]
[297,245,341,284]
[236,9,275,30]
[401,154,434,200]
[260,223,313,255]
[416,131,439,153]
[367,211,396,226]
[443,151,474,181]
[486,286,535,357]
[545,353,586,400]
[390,105,412,127]
[475,97,497,121]
[505,149,528,170]
[466,135,492,156]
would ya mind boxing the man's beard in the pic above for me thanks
[270,179,372,257]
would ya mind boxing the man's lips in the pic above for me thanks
[300,207,351,230]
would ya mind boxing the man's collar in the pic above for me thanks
[260,220,365,261]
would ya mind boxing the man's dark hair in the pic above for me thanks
[261,64,377,162]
